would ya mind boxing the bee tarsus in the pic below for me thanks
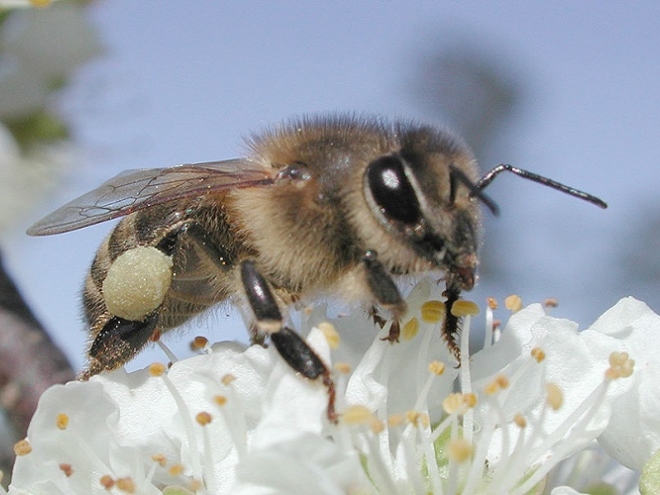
[241,260,335,420]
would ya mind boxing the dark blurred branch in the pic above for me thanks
[0,250,75,479]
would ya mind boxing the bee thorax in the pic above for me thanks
[102,246,173,320]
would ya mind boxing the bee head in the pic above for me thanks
[362,126,483,290]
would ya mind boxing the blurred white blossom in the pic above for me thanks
[0,1,100,119]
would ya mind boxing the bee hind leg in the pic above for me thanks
[82,311,159,380]
[240,260,337,422]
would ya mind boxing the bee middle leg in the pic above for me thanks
[362,250,405,343]
[240,260,337,422]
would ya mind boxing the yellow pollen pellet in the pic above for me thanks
[370,418,385,434]
[464,393,478,408]
[448,438,473,463]
[514,413,527,428]
[116,477,136,493]
[546,383,563,410]
[191,336,208,349]
[421,300,445,323]
[103,246,173,321]
[13,439,31,456]
[487,297,498,309]
[59,463,73,477]
[30,0,52,6]
[169,464,185,476]
[222,374,236,385]
[341,405,373,425]
[428,360,445,376]
[151,453,167,467]
[149,362,166,377]
[531,347,546,363]
[451,300,479,317]
[388,414,405,427]
[317,321,340,349]
[196,411,212,426]
[402,317,419,340]
[56,413,69,430]
[99,475,115,490]
[504,295,523,312]
[334,362,351,374]
[214,395,227,406]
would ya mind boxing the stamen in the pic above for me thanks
[341,405,373,425]
[191,336,209,351]
[448,437,473,462]
[221,374,236,385]
[334,362,351,374]
[543,297,558,309]
[504,294,523,312]
[151,454,167,467]
[514,413,527,428]
[428,360,445,376]
[318,321,340,349]
[451,300,479,317]
[420,300,445,322]
[546,383,563,411]
[531,347,546,363]
[196,412,213,426]
[116,477,136,493]
[169,464,185,477]
[99,475,115,490]
[13,439,31,456]
[56,412,69,430]
[370,418,385,434]
[606,351,635,379]
[148,362,166,377]
[402,317,419,340]
[59,463,73,477]
[387,414,405,427]
[156,340,178,365]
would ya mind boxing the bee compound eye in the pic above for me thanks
[366,155,422,225]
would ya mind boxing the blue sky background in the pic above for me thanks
[3,1,659,372]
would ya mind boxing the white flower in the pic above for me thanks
[0,1,100,118]
[0,123,73,231]
[0,1,57,9]
[589,297,660,471]
[7,280,660,494]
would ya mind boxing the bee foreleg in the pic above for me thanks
[442,282,462,361]
[240,260,336,421]
[362,250,406,343]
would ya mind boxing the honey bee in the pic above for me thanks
[28,115,607,419]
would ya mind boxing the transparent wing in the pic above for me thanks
[27,159,274,236]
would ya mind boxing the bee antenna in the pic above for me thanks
[449,164,500,216]
[475,164,608,209]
